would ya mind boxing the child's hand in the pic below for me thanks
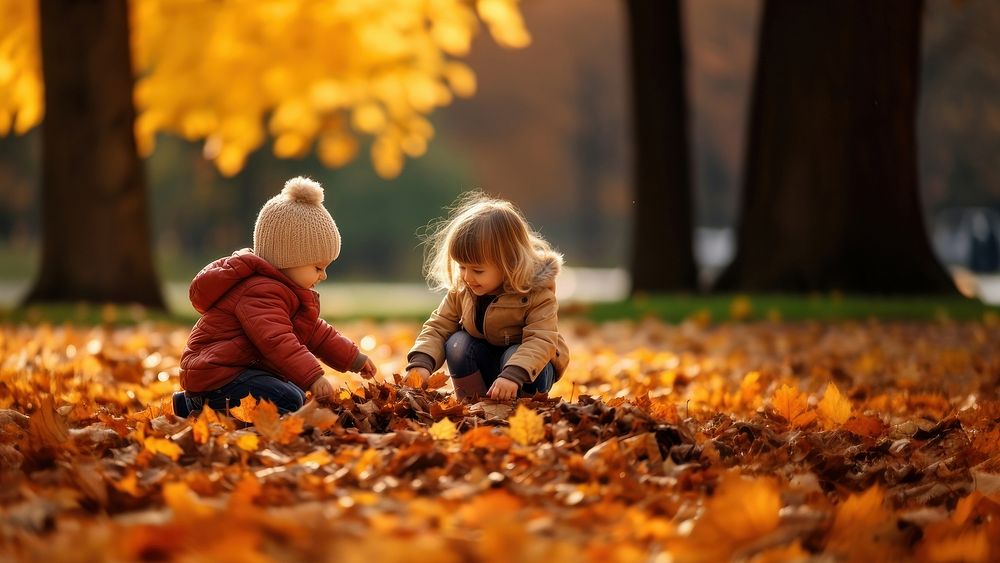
[358,358,377,379]
[487,377,519,401]
[310,377,335,402]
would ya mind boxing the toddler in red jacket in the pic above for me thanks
[173,177,376,417]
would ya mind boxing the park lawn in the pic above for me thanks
[1,293,998,326]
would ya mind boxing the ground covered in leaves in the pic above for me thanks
[2,315,1000,561]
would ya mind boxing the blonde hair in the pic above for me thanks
[423,192,559,293]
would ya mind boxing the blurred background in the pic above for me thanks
[2,0,999,313]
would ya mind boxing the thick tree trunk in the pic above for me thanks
[715,0,957,294]
[27,0,164,307]
[625,0,698,294]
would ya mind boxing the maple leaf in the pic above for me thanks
[770,384,817,428]
[649,397,679,424]
[818,383,852,429]
[460,426,513,451]
[232,431,259,452]
[508,404,545,446]
[826,487,906,562]
[403,369,424,389]
[143,437,182,461]
[429,417,458,441]
[192,406,221,445]
[228,395,259,423]
[670,472,781,562]
[426,372,449,390]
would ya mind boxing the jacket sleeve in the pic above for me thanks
[406,291,463,371]
[234,283,324,391]
[503,288,560,382]
[308,318,362,373]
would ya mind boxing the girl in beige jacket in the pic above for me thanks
[406,193,570,401]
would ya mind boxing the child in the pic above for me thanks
[405,193,569,400]
[174,177,376,417]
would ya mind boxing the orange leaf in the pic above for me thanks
[403,370,424,388]
[508,404,544,446]
[818,383,852,429]
[29,395,70,450]
[426,372,449,390]
[192,406,221,445]
[771,384,817,428]
[670,472,781,561]
[229,395,259,423]
[461,426,513,450]
[143,437,182,461]
[842,414,886,438]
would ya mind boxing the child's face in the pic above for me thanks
[280,261,330,290]
[457,261,503,295]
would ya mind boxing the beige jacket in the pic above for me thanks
[407,253,570,383]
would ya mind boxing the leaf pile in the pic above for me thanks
[1,317,1000,561]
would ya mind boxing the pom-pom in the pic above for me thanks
[282,176,324,205]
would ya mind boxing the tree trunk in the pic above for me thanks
[625,0,698,294]
[715,0,957,294]
[27,0,164,307]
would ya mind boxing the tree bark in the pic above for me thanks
[27,0,164,307]
[625,0,698,294]
[715,0,957,294]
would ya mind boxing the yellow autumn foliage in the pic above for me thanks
[0,0,531,178]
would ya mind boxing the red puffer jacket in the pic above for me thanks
[179,249,361,393]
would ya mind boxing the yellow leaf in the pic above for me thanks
[297,448,334,467]
[818,383,852,429]
[508,404,544,446]
[143,437,182,461]
[233,432,259,452]
[771,384,817,428]
[429,417,458,441]
[162,482,215,519]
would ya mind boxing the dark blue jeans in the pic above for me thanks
[173,369,306,417]
[445,330,554,395]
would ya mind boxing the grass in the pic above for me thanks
[570,293,1000,323]
[1,293,998,326]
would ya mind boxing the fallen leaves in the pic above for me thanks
[1,318,1000,561]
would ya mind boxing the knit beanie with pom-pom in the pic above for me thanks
[253,177,341,269]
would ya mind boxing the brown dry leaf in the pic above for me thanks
[842,414,887,438]
[28,395,70,450]
[771,384,817,428]
[508,404,545,446]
